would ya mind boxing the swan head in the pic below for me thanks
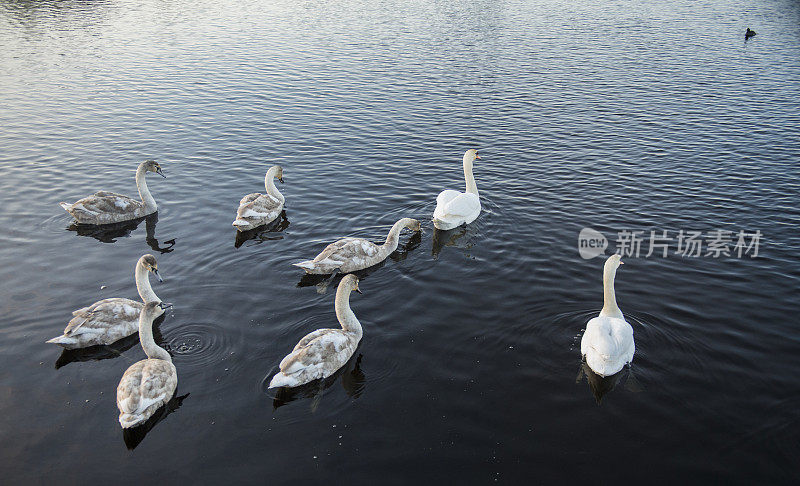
[142,301,170,318]
[463,149,481,164]
[604,254,624,273]
[271,165,284,184]
[142,160,166,178]
[405,218,421,232]
[140,254,163,282]
[340,274,362,294]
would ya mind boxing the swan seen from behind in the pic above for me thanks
[432,149,482,230]
[116,301,176,428]
[232,165,285,231]
[269,274,364,388]
[580,254,635,377]
[293,218,421,274]
[46,254,164,349]
[60,160,166,225]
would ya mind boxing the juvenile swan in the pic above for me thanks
[59,160,166,225]
[232,165,285,231]
[270,274,363,388]
[46,255,164,349]
[293,218,421,274]
[432,149,482,230]
[580,254,635,376]
[116,301,176,428]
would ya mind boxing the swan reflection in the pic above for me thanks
[122,392,189,450]
[68,212,176,253]
[576,360,641,404]
[233,210,290,248]
[431,224,477,259]
[269,353,366,411]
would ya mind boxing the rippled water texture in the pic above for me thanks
[1,0,799,483]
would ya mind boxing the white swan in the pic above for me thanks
[59,160,166,225]
[269,274,363,388]
[116,301,176,428]
[432,149,482,230]
[232,165,285,231]
[580,254,635,377]
[46,254,164,349]
[293,218,421,274]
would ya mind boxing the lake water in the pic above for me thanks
[1,0,799,483]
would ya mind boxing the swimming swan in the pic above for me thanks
[580,254,635,376]
[432,149,482,230]
[59,160,166,225]
[116,301,176,428]
[232,165,285,231]
[269,274,363,388]
[46,254,164,349]
[293,218,420,274]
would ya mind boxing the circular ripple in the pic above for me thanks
[160,320,247,383]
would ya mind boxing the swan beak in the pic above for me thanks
[159,302,174,310]
[355,285,362,294]
[156,167,166,178]
[278,177,284,184]
[153,268,163,282]
[475,154,482,160]
[619,261,624,265]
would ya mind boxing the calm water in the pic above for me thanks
[1,0,799,483]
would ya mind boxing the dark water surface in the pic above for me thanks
[1,0,799,483]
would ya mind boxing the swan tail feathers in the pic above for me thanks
[118,413,145,429]
[432,217,459,231]
[59,202,72,211]
[268,372,296,389]
[46,335,78,346]
[293,260,317,272]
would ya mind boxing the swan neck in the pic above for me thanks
[136,164,157,210]
[265,168,284,202]
[463,157,478,197]
[600,266,623,318]
[335,288,362,338]
[382,219,406,253]
[139,312,171,362]
[135,262,159,302]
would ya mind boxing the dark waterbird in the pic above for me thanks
[745,28,757,39]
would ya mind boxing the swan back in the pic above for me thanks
[268,275,363,388]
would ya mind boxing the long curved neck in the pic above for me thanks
[135,164,157,210]
[600,266,623,318]
[135,263,159,302]
[335,287,362,338]
[264,169,284,202]
[463,157,478,197]
[382,219,407,254]
[139,312,171,361]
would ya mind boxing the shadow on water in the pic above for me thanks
[576,360,642,404]
[67,212,176,253]
[388,229,422,262]
[267,353,366,412]
[54,314,167,369]
[431,224,478,258]
[122,393,190,450]
[233,210,290,248]
[296,231,422,292]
